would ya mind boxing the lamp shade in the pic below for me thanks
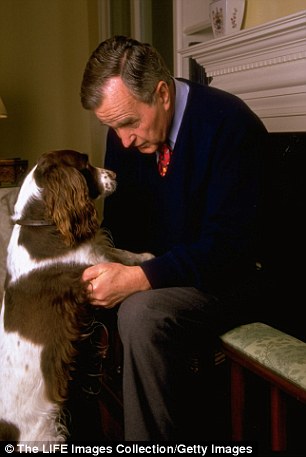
[0,97,8,118]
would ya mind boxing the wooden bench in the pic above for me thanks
[220,322,306,452]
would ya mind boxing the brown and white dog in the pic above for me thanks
[0,149,152,447]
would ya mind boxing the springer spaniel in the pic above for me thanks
[0,149,153,447]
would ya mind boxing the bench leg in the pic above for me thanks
[230,361,245,441]
[270,385,286,451]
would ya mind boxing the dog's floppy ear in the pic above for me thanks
[35,159,99,246]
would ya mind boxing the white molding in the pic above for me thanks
[179,10,306,132]
[130,0,152,43]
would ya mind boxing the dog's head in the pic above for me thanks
[14,149,116,246]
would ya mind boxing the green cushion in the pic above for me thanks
[220,322,306,390]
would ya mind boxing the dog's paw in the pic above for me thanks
[139,252,155,261]
[108,248,155,265]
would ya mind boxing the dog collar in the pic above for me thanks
[15,219,55,226]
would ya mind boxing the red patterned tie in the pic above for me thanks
[158,143,172,177]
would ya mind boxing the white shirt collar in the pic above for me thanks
[168,78,189,150]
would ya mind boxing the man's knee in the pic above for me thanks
[118,291,153,340]
[117,290,174,344]
[118,291,148,324]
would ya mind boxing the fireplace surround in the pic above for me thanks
[179,10,306,133]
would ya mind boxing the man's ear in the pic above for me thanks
[155,80,171,109]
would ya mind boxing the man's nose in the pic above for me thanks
[117,128,136,148]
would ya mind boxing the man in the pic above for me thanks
[80,35,268,440]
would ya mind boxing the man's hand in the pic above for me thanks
[82,262,152,308]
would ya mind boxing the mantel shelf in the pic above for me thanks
[179,11,306,132]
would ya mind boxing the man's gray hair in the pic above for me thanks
[80,35,172,110]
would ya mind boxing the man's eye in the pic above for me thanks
[114,120,139,132]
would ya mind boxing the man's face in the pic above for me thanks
[94,77,173,154]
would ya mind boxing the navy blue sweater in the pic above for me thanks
[102,79,268,296]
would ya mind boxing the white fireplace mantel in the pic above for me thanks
[179,11,306,132]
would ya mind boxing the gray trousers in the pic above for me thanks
[117,287,242,441]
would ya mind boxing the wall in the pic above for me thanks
[244,0,306,28]
[0,0,105,170]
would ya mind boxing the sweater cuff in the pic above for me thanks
[140,254,184,289]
